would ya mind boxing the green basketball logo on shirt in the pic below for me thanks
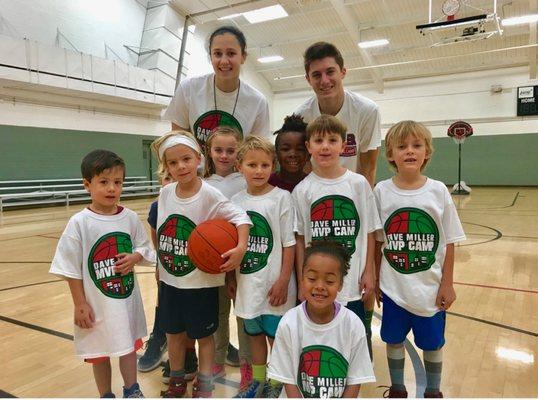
[157,214,196,276]
[297,345,348,398]
[193,110,243,147]
[310,195,360,255]
[383,207,439,274]
[88,232,134,299]
[240,211,273,274]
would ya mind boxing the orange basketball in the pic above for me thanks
[187,219,238,274]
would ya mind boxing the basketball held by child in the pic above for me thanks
[187,219,238,274]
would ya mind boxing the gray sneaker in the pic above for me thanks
[137,334,167,372]
[262,381,283,398]
[123,383,144,398]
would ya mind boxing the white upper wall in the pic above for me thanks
[273,67,538,137]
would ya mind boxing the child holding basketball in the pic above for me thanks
[228,136,296,398]
[203,127,253,390]
[152,131,251,398]
[292,115,381,358]
[269,114,309,192]
[50,149,155,398]
[267,240,375,398]
[374,121,466,398]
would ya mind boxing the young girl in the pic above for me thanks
[374,121,466,398]
[229,136,296,398]
[202,127,253,391]
[163,26,270,145]
[269,114,309,192]
[151,131,251,398]
[267,240,375,398]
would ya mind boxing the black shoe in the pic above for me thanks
[225,343,240,367]
[138,334,167,372]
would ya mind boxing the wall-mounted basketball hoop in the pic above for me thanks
[447,121,473,195]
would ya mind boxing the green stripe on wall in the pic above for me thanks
[377,134,538,186]
[0,125,159,181]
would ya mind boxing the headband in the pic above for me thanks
[159,135,201,160]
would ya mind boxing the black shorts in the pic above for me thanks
[159,282,219,339]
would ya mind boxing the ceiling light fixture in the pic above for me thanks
[258,55,284,63]
[243,5,288,24]
[217,13,242,20]
[358,39,389,49]
[502,14,538,26]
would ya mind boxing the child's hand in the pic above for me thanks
[226,272,237,300]
[220,245,247,272]
[268,278,289,307]
[114,252,142,275]
[436,282,456,310]
[360,269,375,302]
[74,302,95,329]
[375,280,382,308]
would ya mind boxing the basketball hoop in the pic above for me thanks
[447,120,473,144]
[447,121,473,195]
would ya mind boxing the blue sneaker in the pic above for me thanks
[234,380,263,398]
[123,383,144,398]
[138,333,167,372]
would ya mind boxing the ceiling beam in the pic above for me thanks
[328,0,384,93]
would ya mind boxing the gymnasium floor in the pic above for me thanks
[0,187,536,398]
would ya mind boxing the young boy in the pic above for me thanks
[229,136,296,398]
[50,149,155,398]
[374,121,466,398]
[268,240,375,398]
[292,115,381,358]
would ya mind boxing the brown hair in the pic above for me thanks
[384,120,434,171]
[203,127,243,178]
[236,135,276,167]
[306,114,347,141]
[81,149,125,181]
[303,42,344,75]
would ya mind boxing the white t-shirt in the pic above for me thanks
[373,178,466,317]
[267,303,375,398]
[295,90,381,172]
[205,172,246,199]
[292,170,381,303]
[231,187,297,319]
[163,73,270,146]
[156,180,251,289]
[49,207,155,358]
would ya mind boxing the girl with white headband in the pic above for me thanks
[151,131,252,398]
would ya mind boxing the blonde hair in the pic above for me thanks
[236,135,276,167]
[384,120,434,171]
[151,130,200,178]
[306,114,347,141]
[203,127,243,178]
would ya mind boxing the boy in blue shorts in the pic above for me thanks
[374,121,466,398]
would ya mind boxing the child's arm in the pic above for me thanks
[436,243,456,310]
[220,223,250,272]
[151,228,159,281]
[295,234,305,301]
[359,232,376,301]
[268,245,295,306]
[342,384,361,398]
[67,278,95,329]
[284,384,302,398]
[374,239,383,307]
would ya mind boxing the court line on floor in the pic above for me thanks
[0,315,74,340]
[447,311,537,337]
[455,191,520,211]
[0,279,63,292]
[459,222,502,247]
[454,281,538,294]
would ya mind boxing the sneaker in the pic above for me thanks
[123,383,144,398]
[261,381,283,398]
[381,385,408,398]
[138,334,167,372]
[234,380,263,398]
[161,376,187,398]
[212,363,226,379]
[225,343,240,367]
[424,391,444,398]
[185,348,199,381]
[162,360,170,384]
[192,378,214,398]
[239,362,253,391]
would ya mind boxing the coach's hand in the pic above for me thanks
[74,301,95,329]
[114,252,142,275]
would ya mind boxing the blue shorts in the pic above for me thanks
[381,292,446,351]
[243,314,282,338]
